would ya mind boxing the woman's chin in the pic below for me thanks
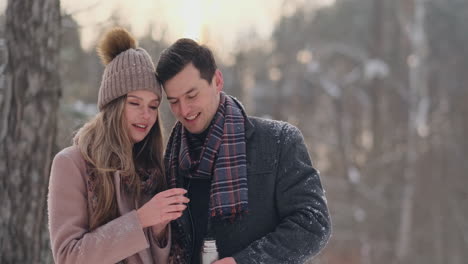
[131,135,146,144]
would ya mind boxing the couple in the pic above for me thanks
[48,27,331,264]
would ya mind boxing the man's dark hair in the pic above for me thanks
[156,38,217,85]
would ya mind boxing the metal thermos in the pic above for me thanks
[200,239,219,264]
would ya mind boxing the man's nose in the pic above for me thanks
[179,101,191,117]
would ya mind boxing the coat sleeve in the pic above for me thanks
[233,124,331,264]
[148,225,171,263]
[48,151,151,264]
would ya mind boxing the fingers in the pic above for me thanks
[153,188,190,205]
[152,194,189,206]
[162,212,183,221]
[166,195,190,205]
[158,188,187,198]
[163,204,187,213]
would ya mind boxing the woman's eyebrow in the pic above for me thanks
[128,95,160,102]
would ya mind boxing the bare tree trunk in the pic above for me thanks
[0,0,61,262]
[395,0,429,263]
[368,0,385,157]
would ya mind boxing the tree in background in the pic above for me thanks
[0,0,61,262]
[225,0,468,263]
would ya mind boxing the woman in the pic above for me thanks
[47,27,189,264]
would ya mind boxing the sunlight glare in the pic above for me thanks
[180,0,203,41]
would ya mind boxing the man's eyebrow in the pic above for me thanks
[166,87,197,100]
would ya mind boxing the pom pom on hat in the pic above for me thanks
[97,27,137,65]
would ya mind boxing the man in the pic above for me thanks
[156,39,331,264]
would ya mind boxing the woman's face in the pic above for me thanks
[124,90,160,143]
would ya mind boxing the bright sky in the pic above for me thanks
[62,0,284,51]
[1,0,336,61]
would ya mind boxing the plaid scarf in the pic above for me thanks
[165,92,248,219]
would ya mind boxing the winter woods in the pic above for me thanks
[1,0,467,263]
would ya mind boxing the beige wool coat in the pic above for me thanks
[48,146,170,264]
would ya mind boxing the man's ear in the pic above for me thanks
[214,69,224,92]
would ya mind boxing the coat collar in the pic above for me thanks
[245,115,255,139]
[230,96,255,139]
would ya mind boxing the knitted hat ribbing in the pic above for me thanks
[96,28,161,110]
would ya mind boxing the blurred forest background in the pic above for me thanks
[1,0,468,263]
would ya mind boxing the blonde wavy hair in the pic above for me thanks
[74,96,166,230]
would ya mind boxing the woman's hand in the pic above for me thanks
[137,188,189,230]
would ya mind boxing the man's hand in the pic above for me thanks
[213,257,236,264]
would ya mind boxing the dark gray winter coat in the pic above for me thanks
[175,115,331,264]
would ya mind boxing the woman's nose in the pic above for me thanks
[141,107,151,120]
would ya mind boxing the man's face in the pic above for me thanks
[164,63,223,134]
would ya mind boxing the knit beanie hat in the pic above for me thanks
[96,27,161,111]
